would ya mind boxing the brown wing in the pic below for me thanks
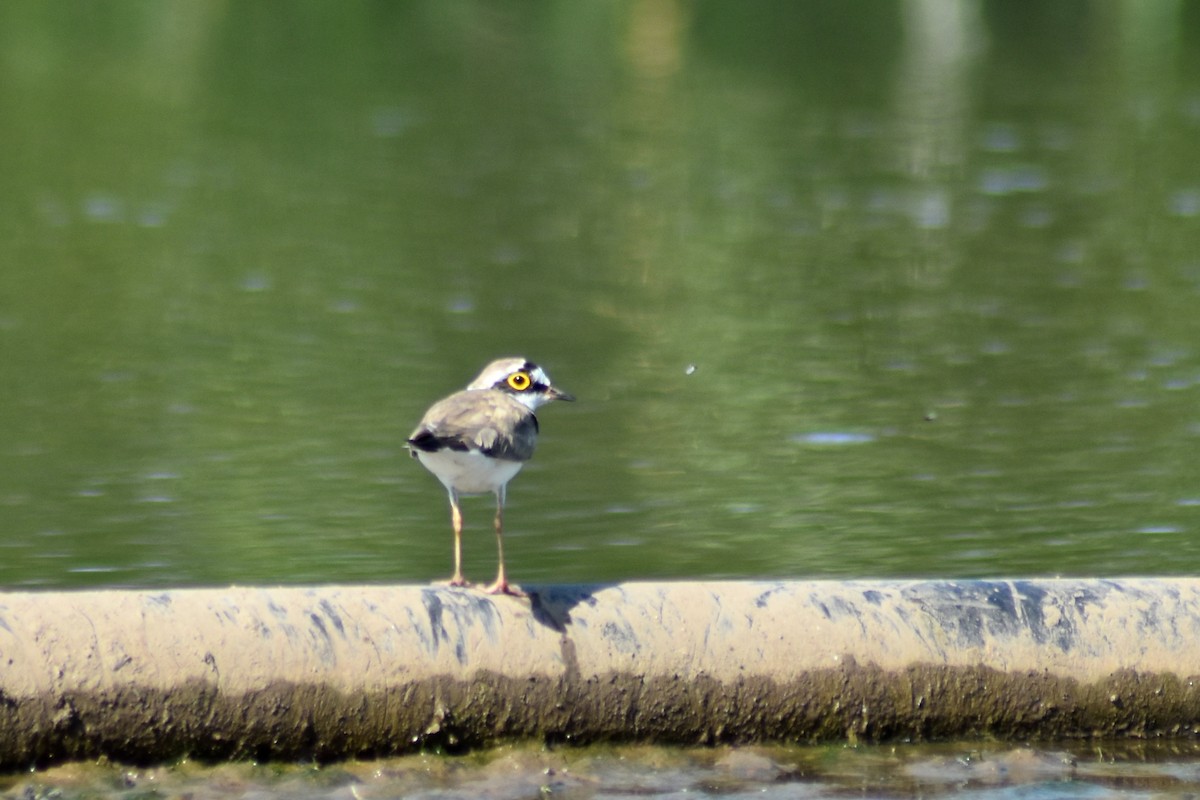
[407,390,538,461]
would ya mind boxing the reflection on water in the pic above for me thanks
[0,3,1198,590]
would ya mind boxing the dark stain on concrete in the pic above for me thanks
[418,588,506,666]
[420,590,450,658]
[317,600,345,637]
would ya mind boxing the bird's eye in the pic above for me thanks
[507,371,532,391]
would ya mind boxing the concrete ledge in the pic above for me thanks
[2,579,1200,767]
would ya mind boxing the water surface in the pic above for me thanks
[8,742,1200,800]
[4,2,1198,590]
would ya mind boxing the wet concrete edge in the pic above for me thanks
[0,579,1198,768]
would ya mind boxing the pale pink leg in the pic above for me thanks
[442,491,469,587]
[484,487,524,597]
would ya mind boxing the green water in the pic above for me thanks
[2,3,1200,594]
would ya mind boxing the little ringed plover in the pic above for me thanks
[407,357,573,596]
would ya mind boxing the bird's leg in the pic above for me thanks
[484,486,525,597]
[443,490,469,587]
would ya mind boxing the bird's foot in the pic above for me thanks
[483,579,526,598]
[436,576,472,589]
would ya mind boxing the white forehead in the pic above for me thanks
[467,357,550,390]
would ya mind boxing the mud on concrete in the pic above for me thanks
[3,661,1200,768]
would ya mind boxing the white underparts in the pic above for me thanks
[415,448,524,495]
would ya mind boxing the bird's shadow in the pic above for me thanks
[525,583,620,633]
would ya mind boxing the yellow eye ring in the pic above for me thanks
[507,371,531,391]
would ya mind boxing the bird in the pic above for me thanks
[407,357,573,596]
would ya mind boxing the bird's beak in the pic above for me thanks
[547,386,575,402]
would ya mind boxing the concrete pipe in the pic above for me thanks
[1,578,1199,768]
